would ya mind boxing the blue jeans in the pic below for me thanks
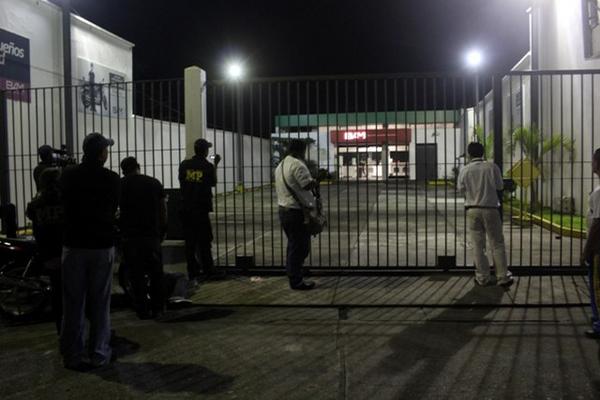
[60,247,115,365]
[589,255,600,333]
[279,208,311,286]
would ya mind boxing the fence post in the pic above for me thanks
[0,91,9,207]
[0,90,14,236]
[184,66,207,159]
[493,74,503,170]
[61,0,74,154]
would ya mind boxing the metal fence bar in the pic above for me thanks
[0,70,597,272]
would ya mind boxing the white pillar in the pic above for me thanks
[184,66,207,159]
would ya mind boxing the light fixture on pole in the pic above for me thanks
[465,49,483,135]
[465,49,483,70]
[226,61,245,188]
[226,62,244,81]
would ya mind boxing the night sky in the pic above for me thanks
[69,0,531,81]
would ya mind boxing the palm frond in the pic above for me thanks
[510,126,541,162]
[541,135,575,160]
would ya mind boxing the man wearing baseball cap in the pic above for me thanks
[178,138,222,286]
[59,132,120,371]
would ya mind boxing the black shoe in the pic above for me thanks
[64,360,94,372]
[585,329,600,339]
[204,270,227,281]
[136,310,154,320]
[291,280,316,290]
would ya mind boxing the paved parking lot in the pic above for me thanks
[209,182,583,268]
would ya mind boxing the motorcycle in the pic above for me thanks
[0,237,51,319]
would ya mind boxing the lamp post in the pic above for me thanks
[226,62,244,189]
[465,49,483,139]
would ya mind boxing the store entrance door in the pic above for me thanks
[415,144,437,181]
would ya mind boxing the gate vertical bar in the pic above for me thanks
[0,91,10,211]
[61,0,74,154]
[493,75,503,170]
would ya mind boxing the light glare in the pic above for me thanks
[226,62,244,80]
[466,50,483,69]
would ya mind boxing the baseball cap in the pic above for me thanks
[82,133,114,156]
[194,138,212,152]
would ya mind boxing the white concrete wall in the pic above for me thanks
[206,128,272,193]
[526,1,600,213]
[536,1,600,70]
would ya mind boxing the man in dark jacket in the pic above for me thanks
[178,138,222,285]
[59,133,120,371]
[119,156,167,319]
[33,145,55,192]
[26,168,64,334]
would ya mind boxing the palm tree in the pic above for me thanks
[507,125,574,212]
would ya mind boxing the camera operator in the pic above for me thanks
[33,145,55,192]
[33,145,76,192]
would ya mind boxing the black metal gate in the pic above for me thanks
[1,70,597,271]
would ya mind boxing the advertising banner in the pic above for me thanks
[0,28,31,102]
[77,58,127,118]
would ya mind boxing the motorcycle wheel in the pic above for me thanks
[0,262,50,319]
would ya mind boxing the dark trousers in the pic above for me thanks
[589,255,600,333]
[182,212,215,279]
[60,247,114,365]
[279,208,311,286]
[122,237,164,315]
[45,260,62,335]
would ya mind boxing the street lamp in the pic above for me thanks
[465,49,483,69]
[226,62,244,81]
[226,61,245,189]
[465,49,484,136]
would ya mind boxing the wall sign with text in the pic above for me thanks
[0,28,31,102]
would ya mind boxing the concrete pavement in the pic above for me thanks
[1,274,599,399]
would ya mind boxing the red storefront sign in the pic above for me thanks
[330,129,411,146]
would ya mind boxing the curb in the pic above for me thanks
[508,206,587,239]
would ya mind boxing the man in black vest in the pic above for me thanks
[178,139,222,286]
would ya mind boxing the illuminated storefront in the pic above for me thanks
[273,110,465,181]
[331,129,411,180]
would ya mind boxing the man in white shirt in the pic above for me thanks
[457,142,513,287]
[582,148,600,339]
[274,139,316,290]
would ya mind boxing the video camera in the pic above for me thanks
[39,144,76,168]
